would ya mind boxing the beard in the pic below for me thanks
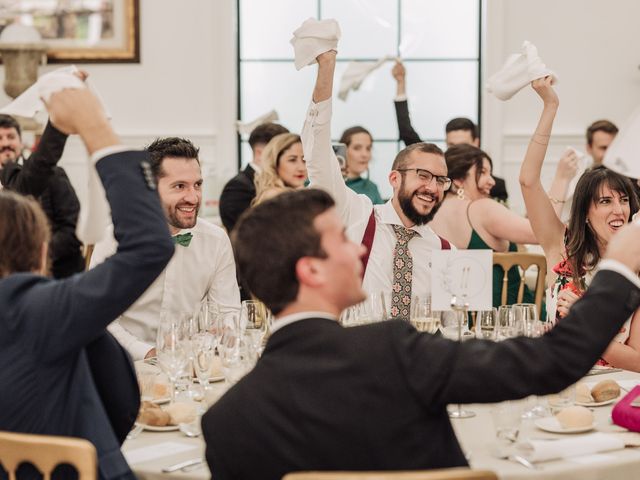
[166,202,200,230]
[397,178,442,226]
[0,147,19,166]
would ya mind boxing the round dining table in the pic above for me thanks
[123,370,640,480]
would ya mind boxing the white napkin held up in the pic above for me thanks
[290,18,340,71]
[338,56,393,101]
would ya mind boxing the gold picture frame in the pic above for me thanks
[0,0,140,63]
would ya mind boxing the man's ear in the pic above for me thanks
[389,170,401,190]
[295,257,324,288]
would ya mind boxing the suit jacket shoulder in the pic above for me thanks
[219,165,257,231]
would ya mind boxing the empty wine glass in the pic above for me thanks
[496,305,516,340]
[476,308,498,340]
[241,300,267,359]
[512,303,538,337]
[156,312,190,404]
[192,332,216,390]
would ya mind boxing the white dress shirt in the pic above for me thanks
[90,218,241,360]
[302,98,451,299]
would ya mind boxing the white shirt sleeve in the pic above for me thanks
[302,98,373,227]
[598,259,640,289]
[107,321,154,361]
[207,232,241,318]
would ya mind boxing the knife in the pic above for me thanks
[161,458,202,473]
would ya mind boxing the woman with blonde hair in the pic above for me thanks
[253,133,307,205]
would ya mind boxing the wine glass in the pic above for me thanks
[512,303,538,337]
[476,308,498,340]
[410,296,440,334]
[156,312,190,404]
[192,332,216,390]
[496,305,515,340]
[241,300,267,359]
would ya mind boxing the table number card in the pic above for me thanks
[431,249,492,311]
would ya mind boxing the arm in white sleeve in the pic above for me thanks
[107,320,154,361]
[207,233,241,318]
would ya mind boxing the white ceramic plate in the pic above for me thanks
[135,422,179,432]
[534,417,596,434]
[575,396,620,407]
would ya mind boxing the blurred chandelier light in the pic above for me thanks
[0,23,47,98]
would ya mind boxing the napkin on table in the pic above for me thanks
[487,41,557,101]
[516,432,625,462]
[290,18,341,71]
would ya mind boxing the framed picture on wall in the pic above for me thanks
[0,0,140,63]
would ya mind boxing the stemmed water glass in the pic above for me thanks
[410,296,440,334]
[476,308,498,340]
[156,312,190,404]
[192,332,216,390]
[241,300,267,360]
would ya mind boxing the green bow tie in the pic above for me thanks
[172,232,193,247]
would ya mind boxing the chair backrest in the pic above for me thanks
[283,469,498,480]
[83,244,95,270]
[0,431,97,480]
[493,252,547,312]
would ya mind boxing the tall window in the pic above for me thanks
[238,0,481,198]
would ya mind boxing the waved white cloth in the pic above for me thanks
[487,41,557,101]
[516,433,624,463]
[290,18,341,71]
[338,56,393,101]
[603,104,640,179]
[236,110,279,136]
[0,65,109,117]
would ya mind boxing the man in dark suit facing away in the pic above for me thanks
[219,122,289,232]
[0,85,174,479]
[202,187,640,480]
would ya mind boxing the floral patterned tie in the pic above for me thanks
[391,225,418,320]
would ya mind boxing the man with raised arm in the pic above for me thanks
[0,85,174,480]
[303,49,453,319]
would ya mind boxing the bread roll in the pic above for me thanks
[138,402,170,426]
[556,406,594,429]
[575,382,593,403]
[591,379,620,402]
[165,402,198,425]
[153,382,170,399]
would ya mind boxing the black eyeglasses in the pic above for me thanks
[396,168,452,190]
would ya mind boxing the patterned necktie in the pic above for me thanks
[172,232,193,247]
[391,225,418,320]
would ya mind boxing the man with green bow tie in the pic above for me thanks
[89,137,241,360]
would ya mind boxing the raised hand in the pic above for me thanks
[531,76,559,107]
[391,60,406,83]
[556,149,580,182]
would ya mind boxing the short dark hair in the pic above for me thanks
[586,120,618,146]
[0,190,50,278]
[0,114,21,138]
[445,117,478,140]
[145,137,200,180]
[391,142,444,171]
[339,126,372,146]
[445,144,493,185]
[248,123,289,151]
[232,189,335,315]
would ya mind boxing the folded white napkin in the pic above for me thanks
[487,41,557,101]
[236,110,279,136]
[516,433,624,463]
[290,18,341,71]
[603,105,640,179]
[0,65,109,117]
[338,56,393,101]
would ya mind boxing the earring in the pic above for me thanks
[457,188,465,200]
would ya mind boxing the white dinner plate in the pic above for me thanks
[135,422,179,432]
[575,395,620,407]
[534,417,596,434]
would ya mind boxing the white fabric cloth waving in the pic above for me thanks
[487,41,557,101]
[338,56,393,101]
[604,104,640,179]
[290,18,341,71]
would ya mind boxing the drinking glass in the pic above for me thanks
[366,292,388,322]
[135,361,160,402]
[192,332,216,390]
[156,312,190,404]
[512,303,538,337]
[491,401,522,448]
[496,305,517,340]
[410,296,440,334]
[241,300,268,359]
[475,308,498,340]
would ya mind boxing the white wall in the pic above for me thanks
[483,0,640,214]
[0,0,238,218]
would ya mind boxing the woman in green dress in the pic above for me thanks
[340,126,384,204]
[429,144,538,307]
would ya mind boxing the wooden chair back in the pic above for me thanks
[283,469,498,480]
[493,252,546,312]
[0,431,97,480]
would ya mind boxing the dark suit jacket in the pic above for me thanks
[219,164,257,232]
[0,122,84,278]
[0,151,174,480]
[393,100,508,202]
[202,270,640,480]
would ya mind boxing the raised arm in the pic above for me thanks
[303,51,372,225]
[518,77,565,256]
[392,61,422,146]
[473,198,538,245]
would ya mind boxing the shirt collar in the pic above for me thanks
[271,311,337,334]
[376,200,435,237]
